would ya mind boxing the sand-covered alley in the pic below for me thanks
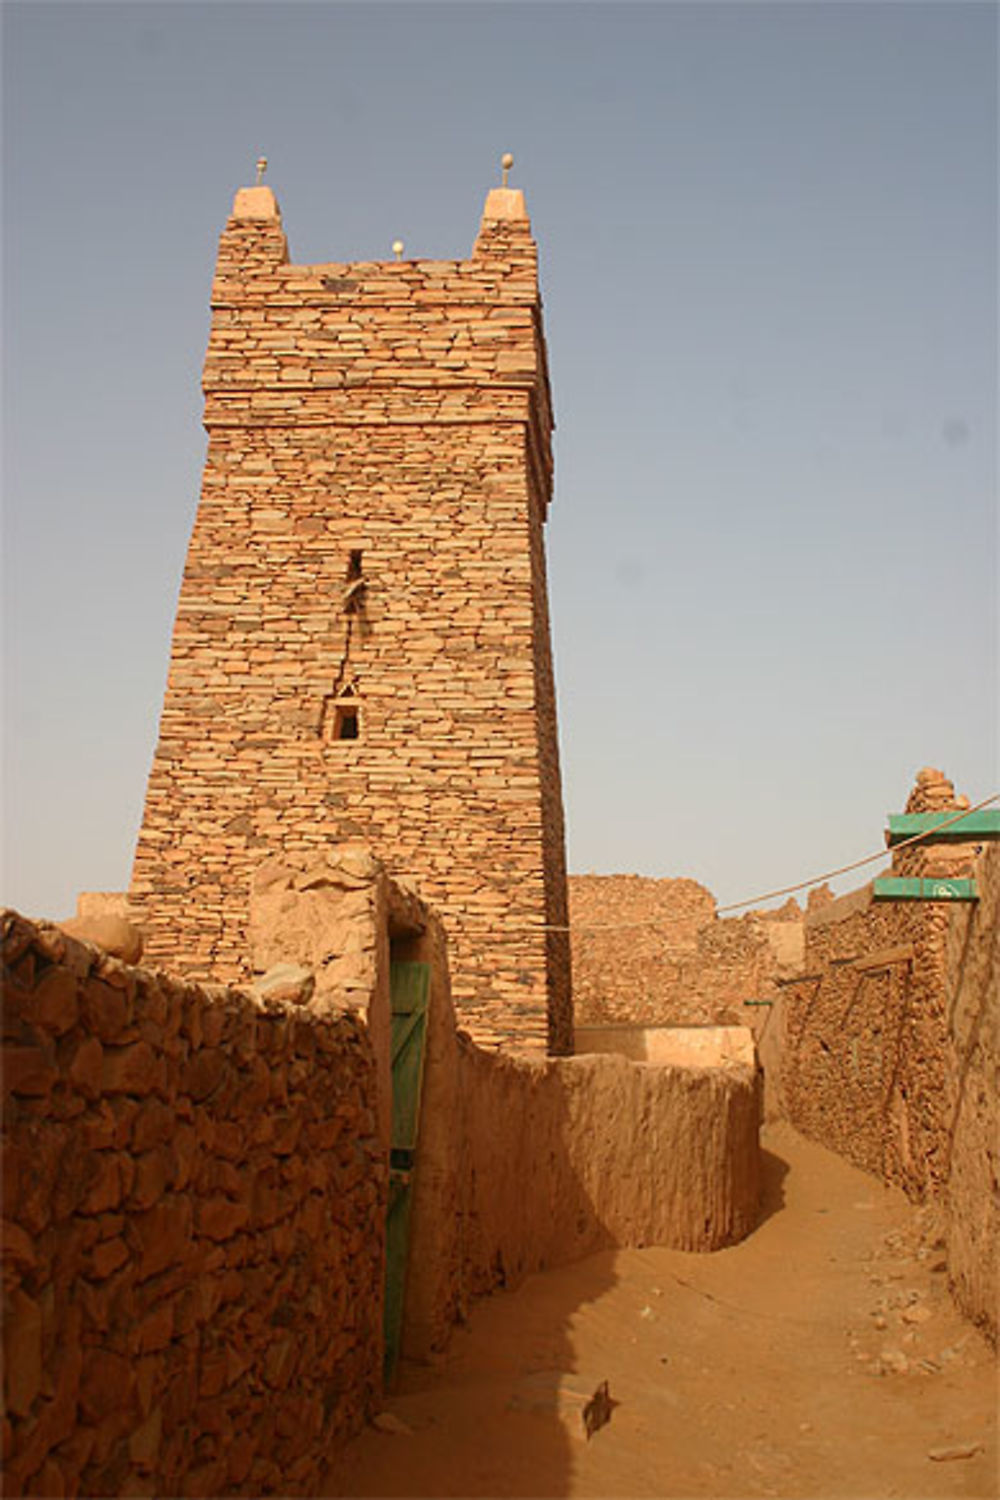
[326,1123,996,1499]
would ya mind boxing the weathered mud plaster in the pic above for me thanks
[403,962,762,1361]
[574,1024,756,1068]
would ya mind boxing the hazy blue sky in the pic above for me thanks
[3,1,997,921]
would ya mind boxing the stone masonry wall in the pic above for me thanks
[782,770,997,1341]
[569,874,803,1029]
[783,883,952,1192]
[130,181,571,1056]
[943,837,998,1340]
[2,911,385,1497]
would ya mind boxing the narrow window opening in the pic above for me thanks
[321,683,362,743]
[343,551,366,615]
[334,705,359,741]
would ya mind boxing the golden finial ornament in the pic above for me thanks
[392,240,404,262]
[255,156,267,185]
[501,152,514,187]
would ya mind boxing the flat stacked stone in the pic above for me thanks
[1,908,385,1496]
[894,766,976,880]
[130,177,571,1054]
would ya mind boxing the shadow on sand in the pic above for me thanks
[755,1145,790,1230]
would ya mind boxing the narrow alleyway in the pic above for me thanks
[326,1123,996,1498]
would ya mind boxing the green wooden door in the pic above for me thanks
[383,961,430,1384]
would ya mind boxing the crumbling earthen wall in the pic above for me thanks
[129,180,571,1055]
[2,910,386,1497]
[401,921,762,1361]
[781,770,997,1341]
[568,874,803,1030]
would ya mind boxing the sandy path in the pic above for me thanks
[325,1123,996,1498]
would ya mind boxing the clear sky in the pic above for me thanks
[2,0,997,921]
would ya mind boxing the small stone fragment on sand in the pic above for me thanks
[372,1412,414,1436]
[927,1442,984,1462]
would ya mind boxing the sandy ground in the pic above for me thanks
[325,1123,996,1498]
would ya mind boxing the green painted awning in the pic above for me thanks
[886,810,1000,847]
[872,877,979,903]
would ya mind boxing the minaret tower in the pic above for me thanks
[131,160,572,1053]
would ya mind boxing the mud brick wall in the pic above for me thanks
[2,911,386,1497]
[399,919,762,1361]
[781,770,997,1342]
[130,180,571,1056]
[569,874,803,1029]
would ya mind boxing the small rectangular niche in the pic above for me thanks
[321,694,361,743]
[333,704,359,741]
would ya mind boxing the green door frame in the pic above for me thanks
[383,960,431,1384]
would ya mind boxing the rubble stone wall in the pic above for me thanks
[568,874,803,1030]
[2,911,386,1497]
[130,183,571,1055]
[942,841,998,1341]
[782,770,997,1342]
[783,883,952,1193]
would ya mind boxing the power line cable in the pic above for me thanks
[514,792,999,933]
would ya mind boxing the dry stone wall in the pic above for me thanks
[130,181,571,1056]
[568,874,803,1028]
[2,910,386,1497]
[944,836,998,1341]
[783,882,953,1192]
[781,770,997,1342]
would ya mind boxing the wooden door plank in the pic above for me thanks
[383,960,431,1385]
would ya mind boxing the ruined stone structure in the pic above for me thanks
[568,875,804,1036]
[130,174,571,1054]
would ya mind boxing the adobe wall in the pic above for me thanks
[567,873,801,1119]
[782,770,997,1342]
[130,180,571,1056]
[575,1024,756,1069]
[2,910,386,1497]
[400,925,762,1361]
